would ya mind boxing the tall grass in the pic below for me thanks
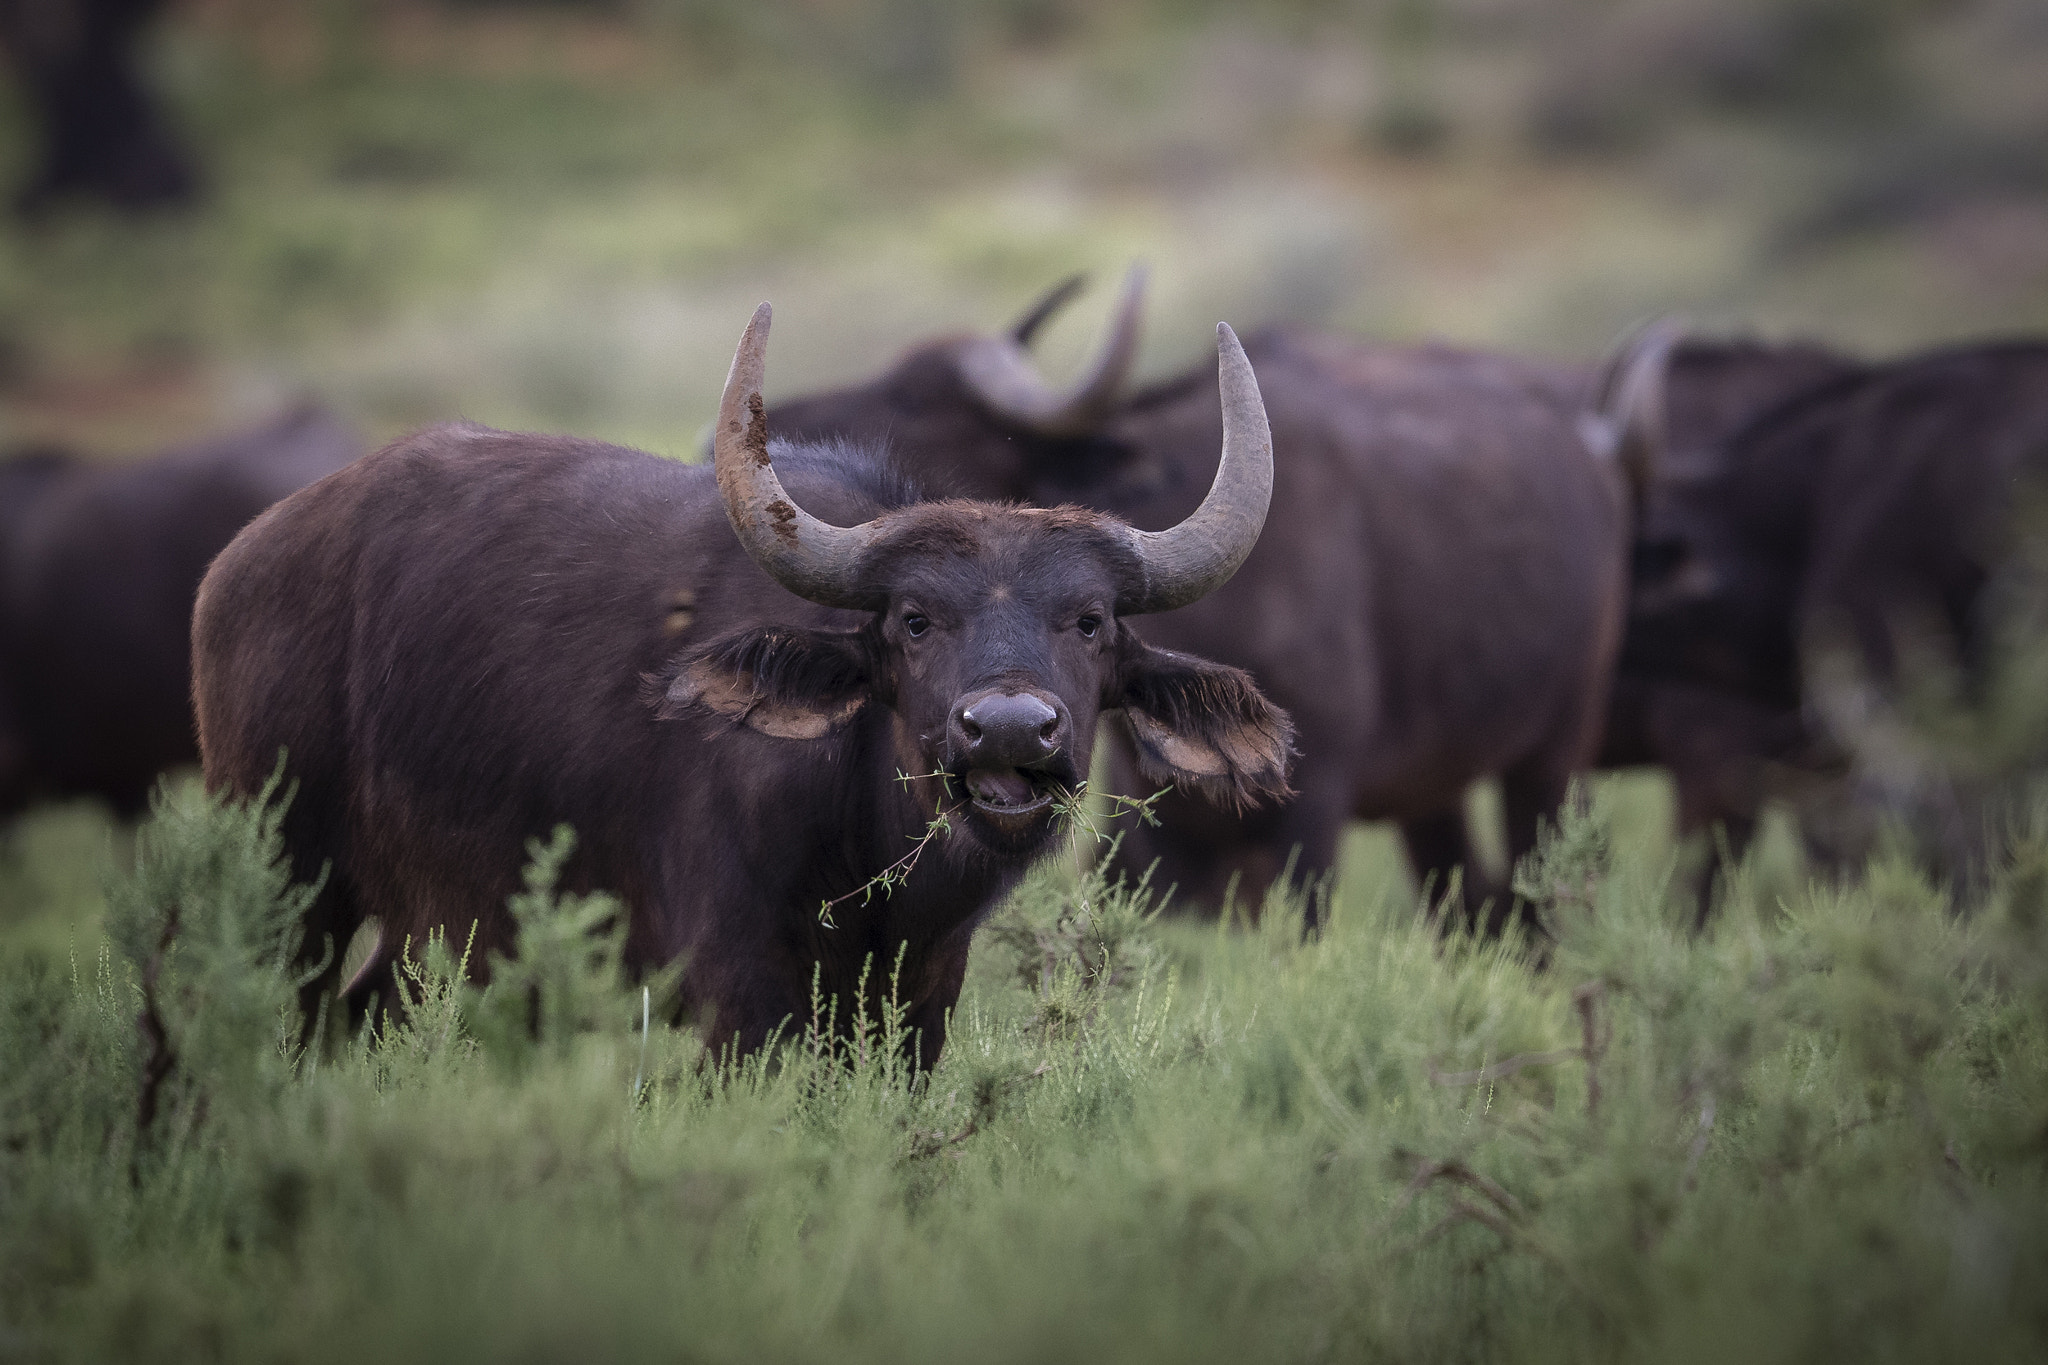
[1,774,2042,1361]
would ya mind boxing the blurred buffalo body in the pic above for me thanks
[0,0,198,215]
[1600,335,1869,841]
[769,278,1632,925]
[0,445,77,810]
[0,407,362,816]
[191,318,1289,1062]
[1621,339,2048,880]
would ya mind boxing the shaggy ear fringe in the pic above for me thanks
[1116,648,1295,810]
[648,627,872,735]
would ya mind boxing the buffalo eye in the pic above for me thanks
[903,612,930,638]
[1076,613,1102,638]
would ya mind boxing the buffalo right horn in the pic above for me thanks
[712,303,889,610]
[1115,323,1272,615]
[1579,316,1685,514]
[954,263,1147,437]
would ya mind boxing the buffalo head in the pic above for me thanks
[663,302,1293,856]
[1597,327,1865,710]
[761,268,1149,502]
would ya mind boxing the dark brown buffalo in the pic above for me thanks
[0,0,198,215]
[1618,338,2048,881]
[0,406,361,817]
[192,311,1291,1066]
[0,444,77,810]
[767,274,1631,926]
[1594,331,1868,847]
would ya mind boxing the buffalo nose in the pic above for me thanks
[953,692,1064,767]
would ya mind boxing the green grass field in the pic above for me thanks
[0,776,2043,1362]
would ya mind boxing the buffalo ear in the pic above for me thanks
[654,627,871,740]
[1111,638,1293,808]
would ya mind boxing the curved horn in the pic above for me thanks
[954,263,1147,436]
[1578,316,1685,514]
[1007,272,1089,347]
[713,303,887,609]
[1116,323,1272,615]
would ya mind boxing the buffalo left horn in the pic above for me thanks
[1006,272,1088,348]
[953,263,1147,437]
[713,302,888,609]
[1115,322,1273,615]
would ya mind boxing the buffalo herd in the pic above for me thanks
[5,274,2045,1065]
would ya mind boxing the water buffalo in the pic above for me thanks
[0,406,362,817]
[768,273,1632,928]
[0,444,77,810]
[191,310,1292,1067]
[1618,337,2047,882]
[1594,330,1867,848]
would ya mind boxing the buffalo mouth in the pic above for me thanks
[960,766,1065,833]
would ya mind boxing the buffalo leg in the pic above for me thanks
[902,939,972,1073]
[1402,808,1482,923]
[1255,773,1347,930]
[1669,759,1763,927]
[1497,758,1576,937]
[1704,811,1758,927]
[292,869,367,1044]
[1501,766,1567,869]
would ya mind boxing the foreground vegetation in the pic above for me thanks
[0,777,2042,1362]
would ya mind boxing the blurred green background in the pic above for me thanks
[3,0,2045,462]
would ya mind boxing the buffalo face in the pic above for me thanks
[662,300,1294,862]
[667,507,1293,858]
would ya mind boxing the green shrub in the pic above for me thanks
[0,770,2044,1362]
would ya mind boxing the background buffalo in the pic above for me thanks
[1,406,361,817]
[1598,334,1868,862]
[771,277,1633,928]
[1620,338,2048,890]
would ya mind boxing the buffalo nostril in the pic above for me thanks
[958,693,1062,765]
